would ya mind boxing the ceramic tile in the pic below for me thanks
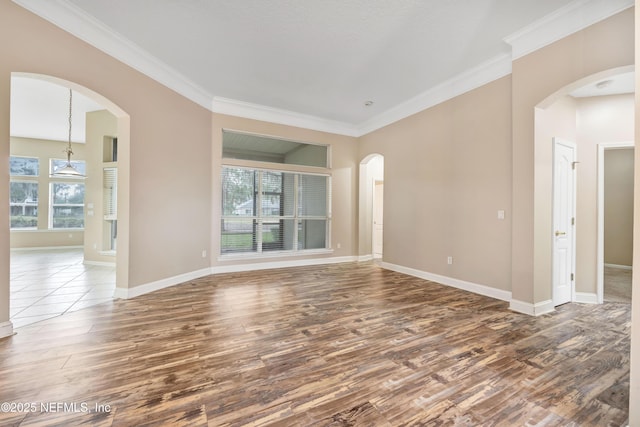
[10,248,115,328]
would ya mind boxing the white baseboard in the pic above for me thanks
[212,256,358,274]
[509,299,554,316]
[114,256,360,299]
[0,321,15,339]
[114,267,212,299]
[83,260,116,267]
[358,254,373,262]
[379,261,512,302]
[575,292,598,304]
[604,263,632,270]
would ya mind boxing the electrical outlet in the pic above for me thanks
[497,210,505,220]
[201,250,207,258]
[336,243,341,249]
[447,256,453,265]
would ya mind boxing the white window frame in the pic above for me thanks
[220,164,332,259]
[49,181,85,230]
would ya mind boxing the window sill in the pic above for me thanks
[10,228,85,232]
[218,248,333,262]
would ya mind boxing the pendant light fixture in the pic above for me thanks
[51,88,85,178]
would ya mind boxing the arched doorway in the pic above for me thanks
[533,65,634,307]
[358,154,384,260]
[7,73,130,328]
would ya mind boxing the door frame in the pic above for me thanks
[552,137,577,306]
[372,180,384,258]
[596,141,634,304]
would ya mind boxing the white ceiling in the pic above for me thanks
[11,0,635,138]
[11,76,104,143]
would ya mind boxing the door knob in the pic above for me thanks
[555,231,566,236]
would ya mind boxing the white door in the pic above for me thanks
[552,138,576,306]
[373,181,384,258]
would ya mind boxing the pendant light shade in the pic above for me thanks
[51,89,85,178]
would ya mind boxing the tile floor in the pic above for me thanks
[10,248,115,328]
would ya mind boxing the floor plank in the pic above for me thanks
[0,262,630,426]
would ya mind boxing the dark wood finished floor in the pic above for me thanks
[0,262,630,426]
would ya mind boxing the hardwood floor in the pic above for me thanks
[0,262,630,426]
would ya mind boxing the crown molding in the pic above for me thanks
[211,97,359,137]
[13,0,213,110]
[504,0,634,60]
[12,0,634,138]
[356,53,513,136]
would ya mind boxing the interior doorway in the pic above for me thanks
[552,138,577,306]
[597,143,634,304]
[359,154,384,260]
[8,73,130,328]
[373,180,384,258]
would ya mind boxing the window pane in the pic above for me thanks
[221,218,257,253]
[222,168,256,216]
[51,183,85,229]
[51,159,86,176]
[51,206,84,228]
[10,182,38,229]
[261,172,282,217]
[298,219,327,250]
[10,156,39,176]
[52,183,85,204]
[298,175,327,217]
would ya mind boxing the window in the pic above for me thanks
[10,156,39,176]
[221,167,329,254]
[50,182,85,229]
[50,159,86,177]
[10,182,38,229]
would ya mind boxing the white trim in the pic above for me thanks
[597,142,634,304]
[212,97,358,137]
[509,299,555,316]
[114,256,359,299]
[212,256,358,274]
[113,267,212,299]
[13,0,632,138]
[218,248,334,262]
[10,245,83,251]
[575,292,598,304]
[605,263,633,270]
[358,254,374,262]
[83,260,116,267]
[357,53,512,136]
[504,0,634,60]
[12,0,213,110]
[0,321,15,339]
[379,261,512,302]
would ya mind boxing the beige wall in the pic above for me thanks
[0,0,213,308]
[604,148,634,266]
[9,136,86,248]
[359,76,513,291]
[512,8,634,305]
[211,114,359,267]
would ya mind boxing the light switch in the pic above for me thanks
[497,210,505,220]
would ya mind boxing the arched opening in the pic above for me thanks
[8,73,130,328]
[358,154,384,260]
[533,65,634,309]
